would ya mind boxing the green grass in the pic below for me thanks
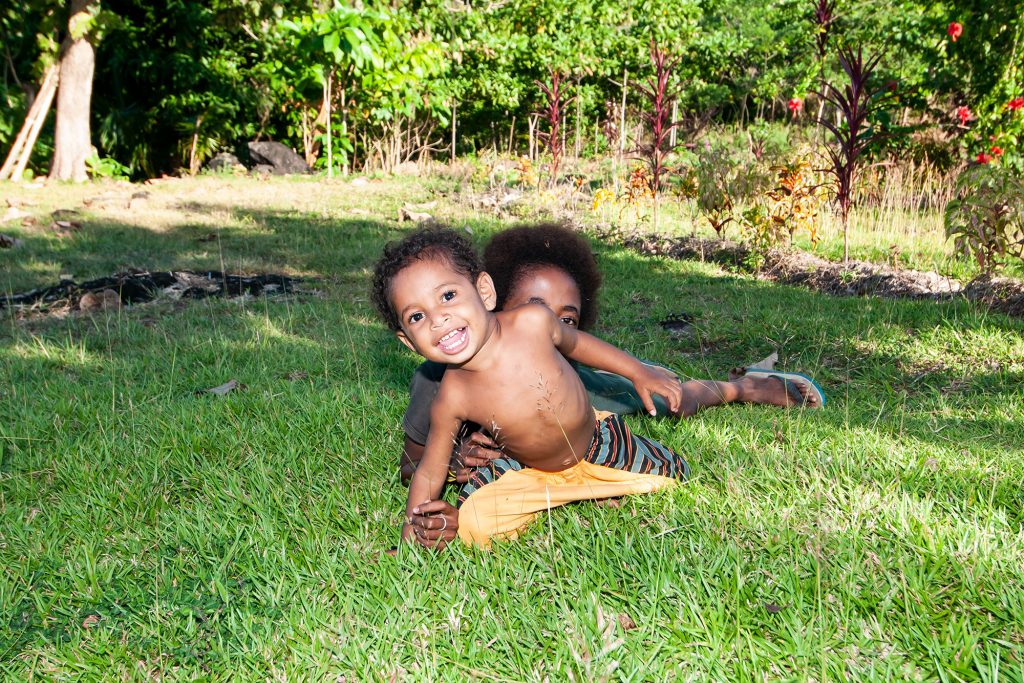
[2,176,1023,680]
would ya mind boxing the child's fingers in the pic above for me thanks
[639,388,657,416]
[464,440,501,461]
[410,513,453,531]
[412,499,455,515]
[467,431,498,448]
[665,379,683,414]
[463,452,495,468]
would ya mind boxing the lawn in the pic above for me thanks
[2,176,1023,680]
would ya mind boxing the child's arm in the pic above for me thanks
[401,399,463,545]
[548,310,683,416]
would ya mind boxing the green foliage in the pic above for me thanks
[693,141,738,238]
[2,177,1024,679]
[84,148,131,180]
[2,0,1022,178]
[945,164,1024,273]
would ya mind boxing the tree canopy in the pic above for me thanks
[3,0,1021,178]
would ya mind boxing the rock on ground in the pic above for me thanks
[246,142,311,175]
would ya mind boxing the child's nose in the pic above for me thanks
[430,311,450,328]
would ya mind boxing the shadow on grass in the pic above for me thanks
[3,212,1022,513]
[2,212,1024,677]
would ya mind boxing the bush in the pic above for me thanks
[944,164,1024,274]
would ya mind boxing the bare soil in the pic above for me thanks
[617,232,1024,318]
[1,270,302,316]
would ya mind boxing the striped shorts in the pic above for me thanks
[455,411,689,547]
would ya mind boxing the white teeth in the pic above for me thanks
[439,328,463,345]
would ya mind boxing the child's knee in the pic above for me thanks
[456,499,496,548]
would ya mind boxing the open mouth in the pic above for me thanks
[436,327,469,355]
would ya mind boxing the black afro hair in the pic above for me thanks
[483,223,602,331]
[371,225,482,331]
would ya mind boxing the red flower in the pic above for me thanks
[788,97,803,114]
[990,146,1004,157]
[1008,97,1024,111]
[976,152,993,164]
[948,22,963,41]
[955,106,972,125]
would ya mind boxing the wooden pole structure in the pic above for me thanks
[619,67,628,156]
[325,70,333,178]
[450,101,457,162]
[575,86,581,159]
[1,65,58,181]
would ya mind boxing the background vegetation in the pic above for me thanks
[4,0,1022,177]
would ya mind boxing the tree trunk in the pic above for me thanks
[49,0,98,182]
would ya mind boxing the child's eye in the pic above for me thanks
[560,317,578,327]
[408,312,424,324]
[441,290,456,302]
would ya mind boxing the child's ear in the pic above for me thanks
[476,272,498,311]
[396,330,418,354]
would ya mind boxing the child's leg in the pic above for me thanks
[678,373,820,416]
[457,463,678,548]
[459,412,688,548]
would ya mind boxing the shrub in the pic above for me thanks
[740,153,826,265]
[85,149,131,180]
[694,142,738,238]
[945,164,1024,274]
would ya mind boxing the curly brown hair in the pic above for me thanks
[483,223,602,331]
[371,226,482,331]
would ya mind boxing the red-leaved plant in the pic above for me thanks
[636,41,683,230]
[814,46,893,261]
[812,0,838,61]
[535,69,567,186]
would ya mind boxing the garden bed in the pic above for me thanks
[0,269,303,315]
[617,231,1024,318]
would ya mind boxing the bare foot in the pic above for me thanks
[728,367,820,408]
[591,497,622,508]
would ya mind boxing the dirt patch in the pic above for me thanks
[963,275,1024,317]
[615,232,1023,317]
[1,270,303,315]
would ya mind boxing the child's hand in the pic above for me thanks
[407,500,460,549]
[632,364,683,416]
[450,431,501,483]
[400,521,419,546]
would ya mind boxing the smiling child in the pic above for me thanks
[371,227,689,548]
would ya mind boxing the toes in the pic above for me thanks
[796,383,819,407]
[728,366,747,381]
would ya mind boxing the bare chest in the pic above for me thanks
[451,346,593,467]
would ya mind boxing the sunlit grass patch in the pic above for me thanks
[1,176,1022,679]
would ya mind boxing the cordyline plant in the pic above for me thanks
[535,69,568,186]
[810,0,838,139]
[814,46,893,261]
[812,0,838,61]
[636,41,683,230]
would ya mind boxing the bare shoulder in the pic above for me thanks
[498,302,556,331]
[433,370,470,421]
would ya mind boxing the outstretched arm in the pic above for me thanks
[552,313,682,416]
[402,402,461,546]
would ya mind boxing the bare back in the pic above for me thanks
[435,305,595,471]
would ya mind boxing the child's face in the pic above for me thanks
[502,265,582,329]
[390,257,497,365]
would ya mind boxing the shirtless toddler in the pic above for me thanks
[371,227,689,547]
